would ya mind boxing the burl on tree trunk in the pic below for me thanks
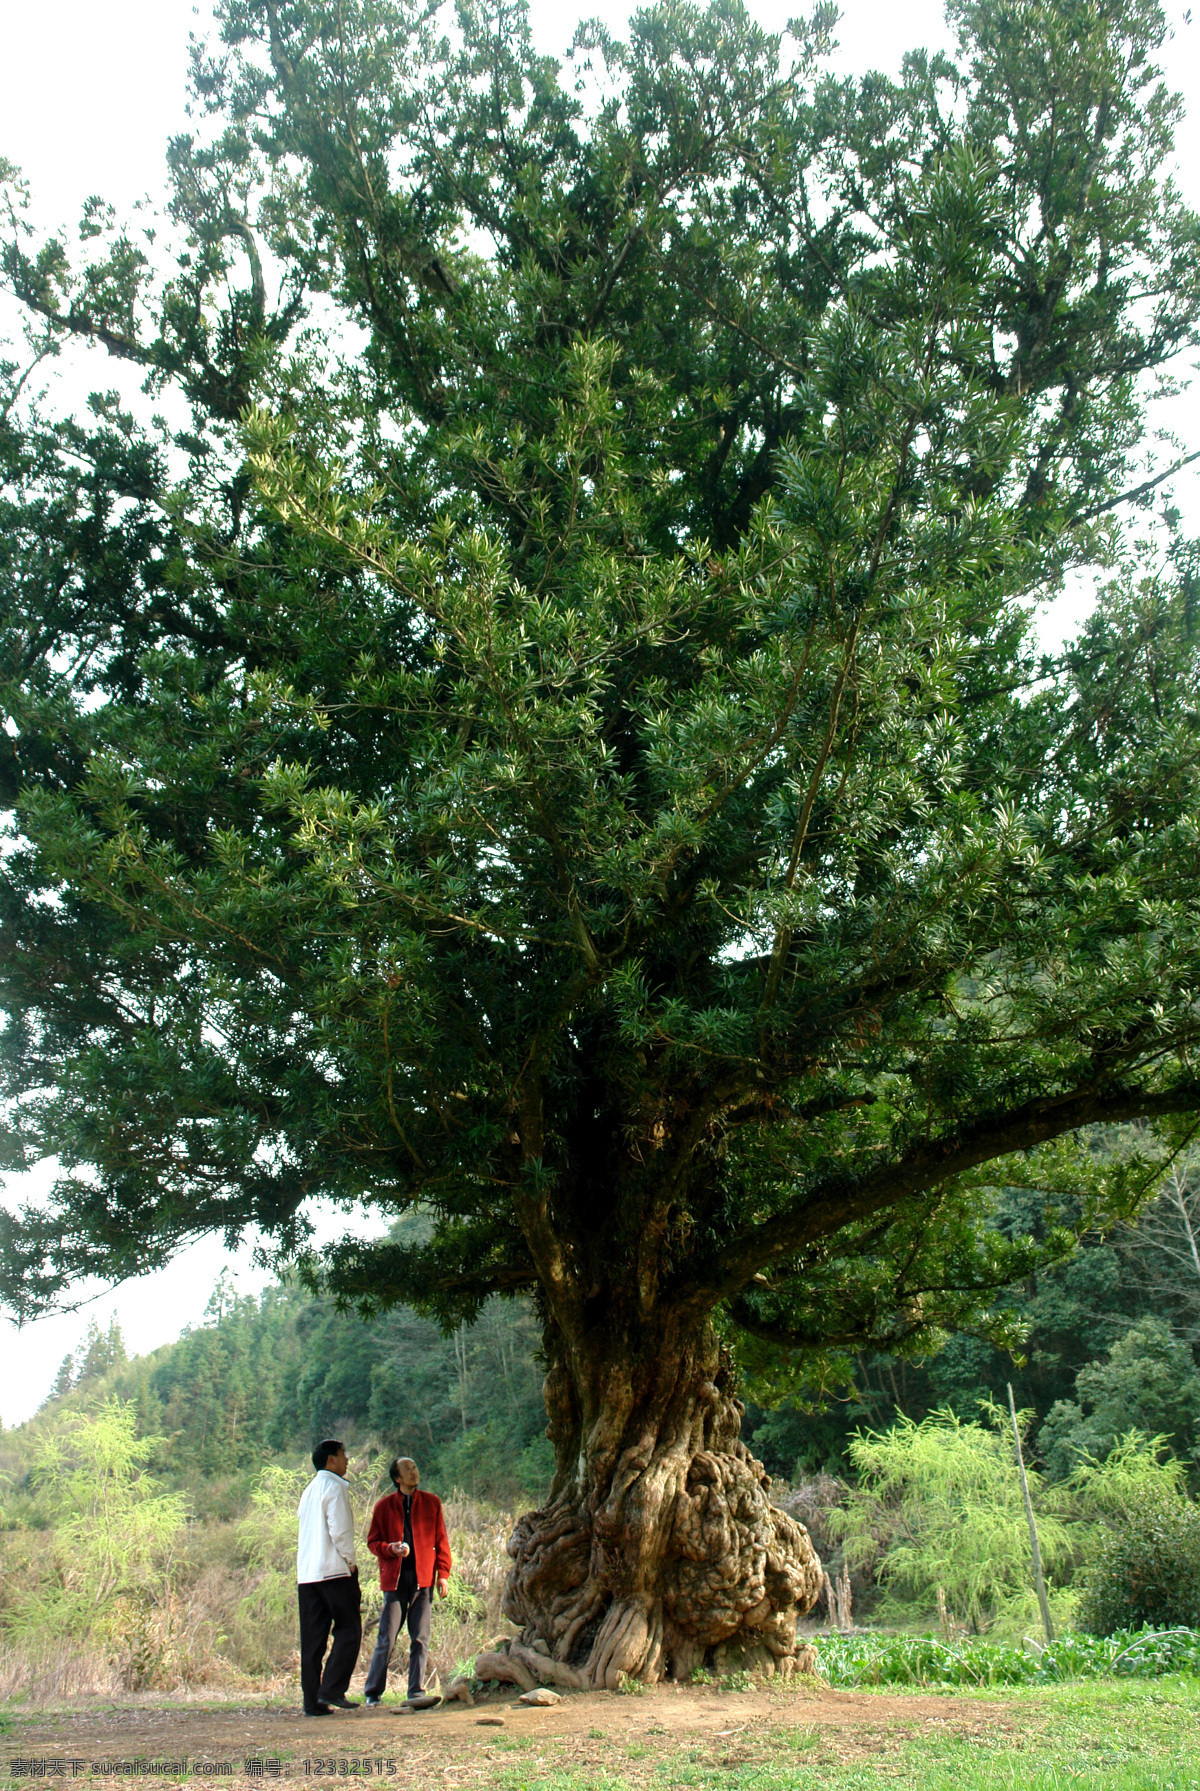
[497,1317,822,1688]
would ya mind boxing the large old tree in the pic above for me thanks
[3,0,1200,1682]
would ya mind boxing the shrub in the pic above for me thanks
[1078,1500,1200,1635]
[828,1406,1071,1633]
[229,1462,312,1674]
[3,1401,186,1646]
[1069,1430,1189,1523]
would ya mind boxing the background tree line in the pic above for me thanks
[6,1141,1198,1517]
[6,1258,554,1516]
[745,1139,1200,1485]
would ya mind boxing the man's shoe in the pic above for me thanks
[323,1696,360,1709]
[364,1696,382,1707]
[303,1705,334,1717]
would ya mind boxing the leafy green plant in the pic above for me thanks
[816,1627,1200,1687]
[5,1401,185,1644]
[1069,1431,1190,1522]
[1053,1430,1200,1637]
[228,1461,312,1673]
[439,1572,484,1621]
[828,1406,1071,1632]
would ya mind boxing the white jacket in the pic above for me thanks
[296,1469,358,1583]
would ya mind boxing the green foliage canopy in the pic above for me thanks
[1041,1318,1200,1478]
[1,0,1199,1396]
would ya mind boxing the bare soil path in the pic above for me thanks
[3,1681,1017,1786]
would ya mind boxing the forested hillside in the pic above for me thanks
[6,1282,552,1515]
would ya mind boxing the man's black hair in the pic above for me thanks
[312,1439,344,1471]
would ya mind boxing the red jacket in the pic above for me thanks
[367,1489,452,1592]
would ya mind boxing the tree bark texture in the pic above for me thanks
[499,1317,821,1687]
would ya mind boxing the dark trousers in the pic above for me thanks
[363,1572,432,1699]
[298,1575,362,1711]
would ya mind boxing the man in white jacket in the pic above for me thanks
[296,1440,363,1715]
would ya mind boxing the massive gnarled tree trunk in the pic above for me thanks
[501,1314,821,1687]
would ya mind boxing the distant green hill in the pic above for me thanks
[10,1274,553,1513]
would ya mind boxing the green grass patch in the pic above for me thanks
[480,1678,1200,1790]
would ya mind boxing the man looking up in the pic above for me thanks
[363,1457,452,1705]
[296,1440,362,1716]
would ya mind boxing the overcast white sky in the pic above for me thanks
[1,0,1197,1426]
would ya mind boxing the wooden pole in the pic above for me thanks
[1007,1382,1055,1643]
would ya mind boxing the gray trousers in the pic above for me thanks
[363,1576,432,1698]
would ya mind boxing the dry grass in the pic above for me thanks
[0,1494,518,1706]
[0,1641,121,1704]
[424,1492,518,1680]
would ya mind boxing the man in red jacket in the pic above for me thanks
[363,1457,452,1704]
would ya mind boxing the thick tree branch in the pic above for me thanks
[693,1077,1200,1310]
[1080,447,1200,519]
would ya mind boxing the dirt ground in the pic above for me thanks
[3,1680,1017,1785]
